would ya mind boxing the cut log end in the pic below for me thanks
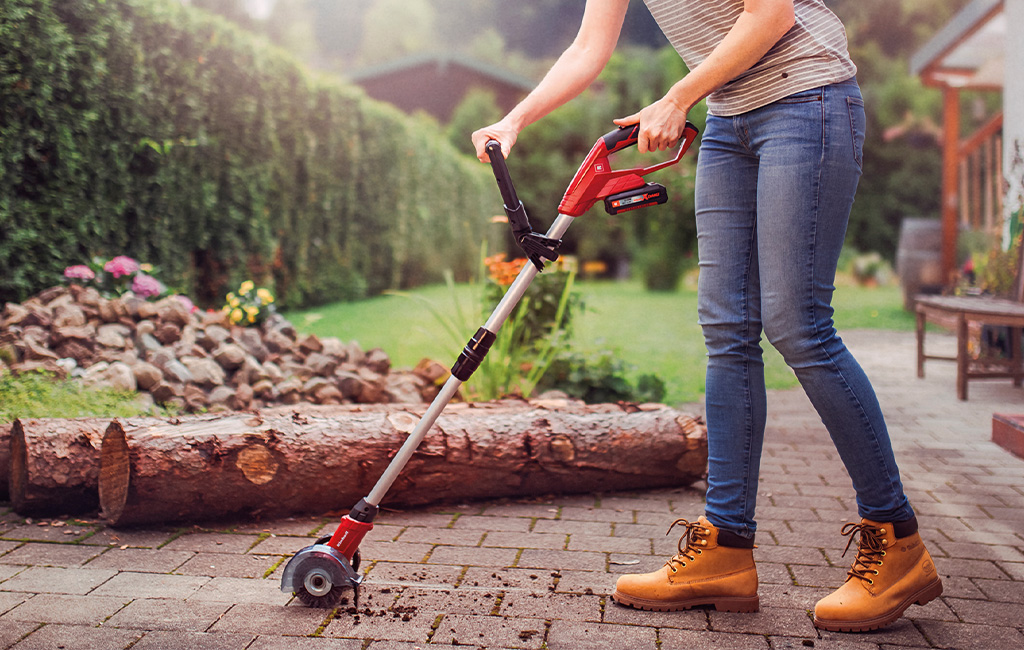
[10,418,108,515]
[99,420,131,524]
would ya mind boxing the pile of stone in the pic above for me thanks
[0,285,444,411]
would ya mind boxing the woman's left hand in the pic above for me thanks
[614,94,692,154]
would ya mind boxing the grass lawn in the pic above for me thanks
[284,278,913,407]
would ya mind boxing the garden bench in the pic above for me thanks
[914,241,1024,400]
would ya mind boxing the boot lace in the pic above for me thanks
[840,522,887,585]
[664,518,711,573]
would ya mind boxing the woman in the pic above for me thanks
[472,0,943,632]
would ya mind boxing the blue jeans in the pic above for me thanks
[695,78,914,539]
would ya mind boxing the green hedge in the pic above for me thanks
[0,0,495,308]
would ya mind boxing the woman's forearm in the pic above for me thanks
[505,44,611,133]
[472,0,629,159]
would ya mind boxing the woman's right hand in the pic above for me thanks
[471,119,520,163]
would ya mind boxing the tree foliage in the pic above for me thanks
[0,0,496,307]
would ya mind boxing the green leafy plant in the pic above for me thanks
[388,248,581,401]
[473,269,577,401]
[537,349,667,404]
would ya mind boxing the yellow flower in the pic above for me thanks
[230,308,244,324]
[256,288,274,304]
[139,263,154,273]
[244,305,259,318]
[239,280,255,294]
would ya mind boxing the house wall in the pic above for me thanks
[1005,0,1024,244]
[355,63,527,123]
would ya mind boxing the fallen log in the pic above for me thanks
[8,418,110,515]
[99,400,707,527]
[7,415,214,516]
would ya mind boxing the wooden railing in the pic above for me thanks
[959,111,1004,235]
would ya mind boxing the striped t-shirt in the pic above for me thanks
[642,0,857,116]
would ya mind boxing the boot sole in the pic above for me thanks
[813,578,943,632]
[611,589,759,613]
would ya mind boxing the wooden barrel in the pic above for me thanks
[896,217,944,310]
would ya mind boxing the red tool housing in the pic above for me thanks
[557,122,699,217]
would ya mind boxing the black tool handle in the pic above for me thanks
[485,140,521,209]
[602,123,641,154]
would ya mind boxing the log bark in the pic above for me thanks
[99,400,707,527]
[9,418,110,515]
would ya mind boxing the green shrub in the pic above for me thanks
[0,0,495,309]
[538,349,667,404]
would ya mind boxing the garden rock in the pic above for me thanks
[1,303,30,329]
[161,359,193,384]
[53,303,87,328]
[154,322,182,345]
[96,324,129,349]
[198,324,230,351]
[208,385,236,407]
[297,333,323,354]
[262,328,293,354]
[132,362,163,390]
[312,383,344,405]
[303,351,338,376]
[235,328,269,362]
[232,383,254,409]
[181,357,225,387]
[136,332,162,354]
[1,286,436,412]
[183,384,209,409]
[365,348,391,374]
[213,343,247,369]
[82,361,137,393]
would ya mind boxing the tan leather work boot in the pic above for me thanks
[612,516,758,612]
[814,518,943,632]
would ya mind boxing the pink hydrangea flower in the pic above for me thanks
[131,273,163,298]
[104,255,140,278]
[63,265,96,281]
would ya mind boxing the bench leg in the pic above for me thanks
[916,310,926,379]
[956,314,969,401]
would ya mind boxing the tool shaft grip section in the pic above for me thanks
[485,140,520,209]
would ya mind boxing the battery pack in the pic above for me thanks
[604,183,668,215]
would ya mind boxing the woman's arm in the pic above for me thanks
[471,0,630,161]
[616,0,796,153]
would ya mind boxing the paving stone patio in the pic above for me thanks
[1,329,1022,649]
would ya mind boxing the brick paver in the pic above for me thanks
[1,329,1022,649]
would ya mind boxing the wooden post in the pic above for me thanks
[941,85,961,286]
